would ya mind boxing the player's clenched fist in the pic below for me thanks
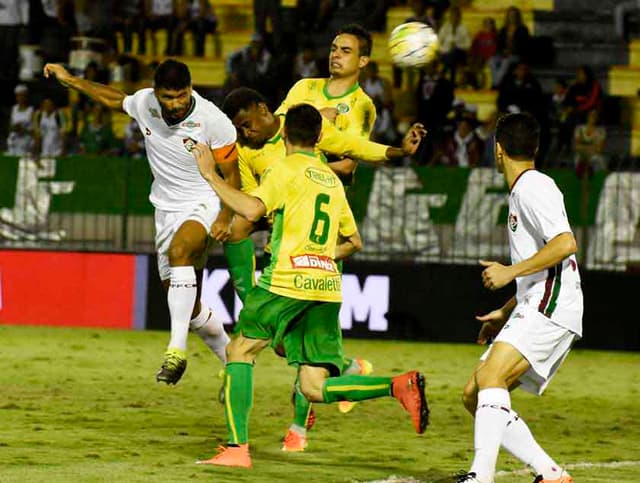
[479,259,515,291]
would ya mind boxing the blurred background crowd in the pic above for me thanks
[0,0,637,176]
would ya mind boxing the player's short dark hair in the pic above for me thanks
[284,104,322,147]
[495,112,539,160]
[154,59,191,90]
[337,23,372,57]
[222,87,268,120]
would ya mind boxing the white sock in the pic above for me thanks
[190,305,229,364]
[502,410,564,480]
[469,388,512,483]
[167,266,197,352]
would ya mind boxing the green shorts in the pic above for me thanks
[236,286,344,376]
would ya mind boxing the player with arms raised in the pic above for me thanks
[190,103,429,468]
[43,60,239,385]
[457,113,581,483]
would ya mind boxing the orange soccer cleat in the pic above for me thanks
[196,444,252,468]
[391,370,429,434]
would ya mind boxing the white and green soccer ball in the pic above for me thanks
[388,22,439,68]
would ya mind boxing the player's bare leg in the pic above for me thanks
[156,220,209,385]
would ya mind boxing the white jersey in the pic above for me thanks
[37,110,65,157]
[122,88,236,212]
[508,169,583,335]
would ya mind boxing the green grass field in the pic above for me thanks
[0,325,638,483]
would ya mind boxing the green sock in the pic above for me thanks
[224,362,253,445]
[322,374,392,403]
[291,379,313,433]
[223,238,256,302]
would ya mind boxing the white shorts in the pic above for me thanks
[480,305,580,395]
[154,199,220,281]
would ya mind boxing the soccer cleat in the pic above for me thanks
[196,444,252,468]
[391,370,429,434]
[532,472,573,483]
[454,472,481,482]
[338,358,374,413]
[281,429,308,452]
[155,349,187,385]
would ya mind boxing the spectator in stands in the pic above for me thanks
[293,41,320,80]
[362,62,398,145]
[146,0,178,56]
[558,65,603,156]
[549,78,569,155]
[438,6,471,86]
[322,0,389,34]
[0,0,28,88]
[414,59,454,165]
[225,32,277,104]
[464,17,497,89]
[6,85,35,156]
[34,97,67,157]
[78,103,118,155]
[114,0,146,55]
[33,0,74,63]
[488,6,530,88]
[70,61,105,142]
[172,0,218,57]
[416,59,454,134]
[614,0,640,42]
[475,109,498,167]
[123,119,146,158]
[431,116,483,167]
[574,109,607,177]
[254,0,282,50]
[497,61,550,164]
[75,0,117,50]
[497,61,544,118]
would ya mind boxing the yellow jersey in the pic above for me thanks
[276,78,376,139]
[250,150,358,302]
[238,114,387,193]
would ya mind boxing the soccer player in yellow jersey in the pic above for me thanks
[277,24,377,179]
[190,104,429,468]
[219,86,426,451]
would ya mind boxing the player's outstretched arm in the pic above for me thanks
[43,63,126,112]
[318,120,426,163]
[191,142,266,222]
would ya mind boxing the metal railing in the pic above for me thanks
[1,155,639,272]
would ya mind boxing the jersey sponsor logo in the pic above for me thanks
[145,127,151,136]
[293,274,341,292]
[181,120,201,128]
[182,137,197,152]
[508,212,518,232]
[305,167,337,188]
[290,254,337,272]
[336,102,350,114]
[149,108,161,118]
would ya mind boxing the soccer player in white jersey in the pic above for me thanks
[457,113,581,483]
[43,60,239,385]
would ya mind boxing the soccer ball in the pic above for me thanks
[388,22,439,68]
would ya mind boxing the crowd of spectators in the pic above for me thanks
[0,0,619,176]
